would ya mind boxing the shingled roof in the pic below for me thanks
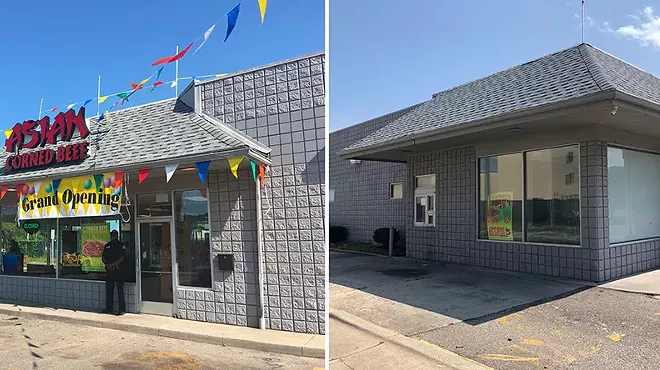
[342,43,660,156]
[0,97,270,183]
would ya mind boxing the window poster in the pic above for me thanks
[80,223,109,272]
[487,191,514,241]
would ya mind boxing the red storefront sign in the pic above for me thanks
[5,107,90,172]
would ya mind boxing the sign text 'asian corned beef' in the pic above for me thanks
[4,107,91,171]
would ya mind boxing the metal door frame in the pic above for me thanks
[135,217,177,315]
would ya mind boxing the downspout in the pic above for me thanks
[255,172,266,330]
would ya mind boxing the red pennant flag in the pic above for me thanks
[151,42,194,66]
[114,171,125,187]
[0,185,7,200]
[138,168,151,184]
[153,81,163,87]
[130,82,144,91]
[16,183,24,195]
[258,164,265,184]
[51,107,58,112]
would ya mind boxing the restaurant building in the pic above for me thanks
[339,43,660,282]
[0,52,326,334]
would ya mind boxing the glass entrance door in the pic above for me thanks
[137,220,175,315]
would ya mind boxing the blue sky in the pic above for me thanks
[0,0,324,128]
[330,0,660,130]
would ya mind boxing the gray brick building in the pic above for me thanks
[338,43,660,282]
[329,105,420,244]
[0,52,325,335]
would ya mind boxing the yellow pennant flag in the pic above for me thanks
[216,73,227,78]
[105,110,110,123]
[99,96,108,103]
[258,0,267,23]
[140,76,151,86]
[4,129,11,139]
[228,156,244,178]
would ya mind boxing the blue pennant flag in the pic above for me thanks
[52,179,61,193]
[195,161,211,183]
[225,3,240,42]
[83,99,93,107]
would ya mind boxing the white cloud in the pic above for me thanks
[615,6,660,48]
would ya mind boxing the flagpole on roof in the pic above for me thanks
[581,0,585,43]
[175,45,179,97]
[97,75,101,117]
[38,96,43,120]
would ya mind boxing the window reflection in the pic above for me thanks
[1,207,56,277]
[479,153,523,241]
[174,190,211,288]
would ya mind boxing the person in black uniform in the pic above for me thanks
[101,229,126,315]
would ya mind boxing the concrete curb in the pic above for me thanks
[0,303,325,359]
[330,308,493,370]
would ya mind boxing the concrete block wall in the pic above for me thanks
[0,276,137,312]
[176,168,260,327]
[405,141,611,282]
[328,105,420,244]
[197,53,325,334]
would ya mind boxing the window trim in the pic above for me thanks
[414,175,436,227]
[476,143,582,247]
[390,183,403,199]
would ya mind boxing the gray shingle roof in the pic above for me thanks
[343,43,660,154]
[0,98,269,183]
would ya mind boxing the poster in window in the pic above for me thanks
[487,191,514,241]
[80,223,109,272]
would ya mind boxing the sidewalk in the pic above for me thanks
[0,302,324,359]
[599,269,660,295]
[329,308,493,370]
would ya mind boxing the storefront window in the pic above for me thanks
[479,154,523,241]
[525,146,580,244]
[608,147,660,244]
[479,145,580,245]
[1,206,56,277]
[174,190,211,288]
[59,215,135,282]
[137,193,172,218]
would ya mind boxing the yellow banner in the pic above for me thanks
[18,172,123,220]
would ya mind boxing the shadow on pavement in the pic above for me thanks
[330,250,590,334]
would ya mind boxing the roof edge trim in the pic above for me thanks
[198,112,271,154]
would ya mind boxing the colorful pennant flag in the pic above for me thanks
[228,156,244,178]
[0,185,7,200]
[259,164,265,184]
[250,160,257,182]
[114,171,125,187]
[98,112,105,122]
[151,81,164,92]
[16,183,24,196]
[138,168,151,184]
[4,130,11,139]
[156,67,164,81]
[130,83,143,91]
[225,4,241,42]
[99,96,109,103]
[117,92,128,99]
[139,76,152,86]
[258,0,267,23]
[171,80,178,88]
[105,110,110,123]
[194,24,216,55]
[93,174,104,191]
[165,164,178,182]
[216,74,227,78]
[52,179,61,192]
[83,99,93,106]
[151,42,194,66]
[51,107,58,113]
[114,101,119,110]
[196,161,211,183]
[67,103,76,110]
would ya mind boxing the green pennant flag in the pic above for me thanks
[156,67,164,81]
[250,160,257,182]
[93,174,104,192]
[117,92,128,99]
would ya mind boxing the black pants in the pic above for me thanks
[105,268,125,311]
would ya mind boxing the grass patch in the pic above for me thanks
[331,242,405,256]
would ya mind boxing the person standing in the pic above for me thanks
[102,229,126,315]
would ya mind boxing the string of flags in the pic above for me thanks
[36,0,268,119]
[0,156,266,201]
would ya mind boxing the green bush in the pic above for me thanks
[373,227,400,248]
[329,226,349,243]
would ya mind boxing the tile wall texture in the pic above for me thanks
[404,141,660,282]
[195,52,326,334]
[0,276,137,312]
[328,105,420,244]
